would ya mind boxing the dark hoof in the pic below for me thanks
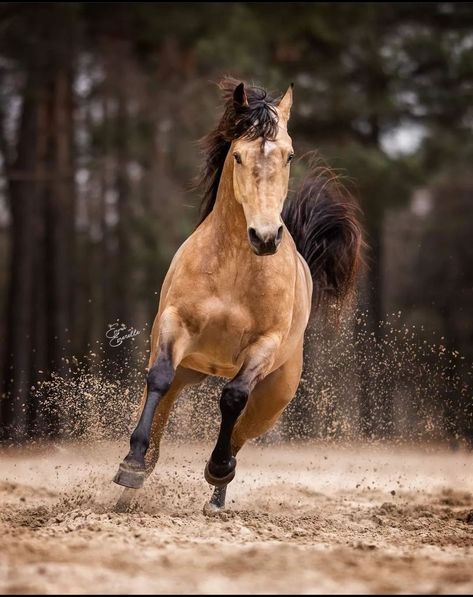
[113,461,145,489]
[204,458,236,487]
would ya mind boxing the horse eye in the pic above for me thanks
[233,152,242,165]
[287,152,295,164]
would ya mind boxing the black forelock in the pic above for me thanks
[195,78,280,226]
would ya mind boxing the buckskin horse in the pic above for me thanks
[113,78,362,513]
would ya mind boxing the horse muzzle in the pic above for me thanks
[247,225,283,256]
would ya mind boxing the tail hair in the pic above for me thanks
[282,165,364,312]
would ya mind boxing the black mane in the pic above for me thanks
[196,78,280,225]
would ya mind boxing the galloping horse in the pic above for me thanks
[114,79,362,512]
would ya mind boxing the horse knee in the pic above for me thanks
[147,355,174,396]
[220,384,248,417]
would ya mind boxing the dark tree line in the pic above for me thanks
[1,3,473,442]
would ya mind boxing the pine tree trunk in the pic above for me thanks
[2,73,45,441]
[2,41,75,441]
[41,65,75,436]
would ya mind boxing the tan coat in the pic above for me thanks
[144,88,311,457]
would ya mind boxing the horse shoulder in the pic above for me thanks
[158,229,212,311]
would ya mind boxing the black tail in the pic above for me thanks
[282,169,363,310]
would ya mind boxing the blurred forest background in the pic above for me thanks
[1,2,473,444]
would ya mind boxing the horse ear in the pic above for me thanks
[278,83,294,123]
[233,82,249,108]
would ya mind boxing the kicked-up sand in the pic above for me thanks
[1,440,473,594]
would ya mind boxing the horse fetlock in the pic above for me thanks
[129,430,149,457]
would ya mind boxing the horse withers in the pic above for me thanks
[113,79,363,513]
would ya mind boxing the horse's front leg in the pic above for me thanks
[204,335,279,511]
[114,307,191,489]
[114,345,175,489]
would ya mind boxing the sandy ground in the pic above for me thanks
[1,440,473,594]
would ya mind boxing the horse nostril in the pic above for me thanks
[248,227,261,245]
[276,225,284,242]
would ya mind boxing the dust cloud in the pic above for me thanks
[1,313,473,594]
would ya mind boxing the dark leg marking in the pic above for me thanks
[114,347,174,489]
[205,378,249,487]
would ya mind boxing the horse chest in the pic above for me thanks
[176,297,254,375]
[167,245,296,376]
[199,297,252,344]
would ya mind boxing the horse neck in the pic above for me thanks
[209,158,247,248]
